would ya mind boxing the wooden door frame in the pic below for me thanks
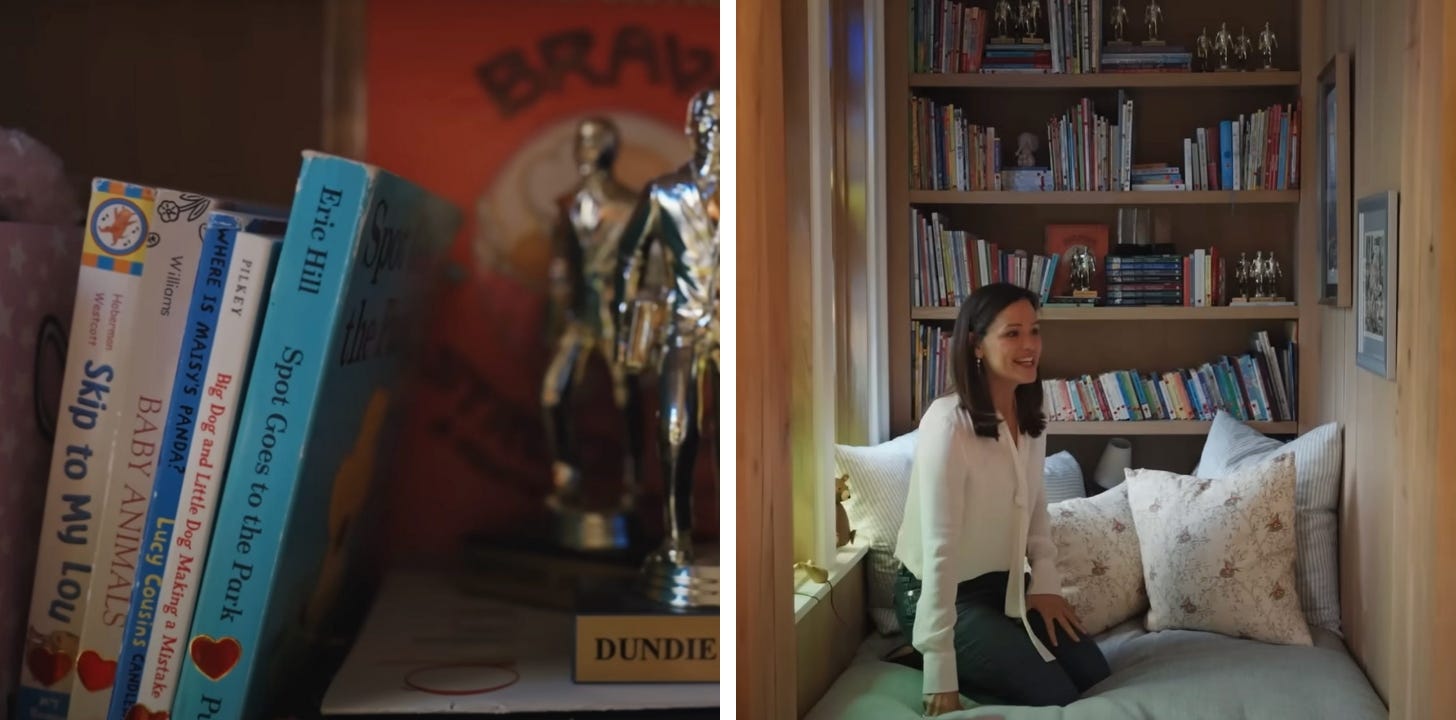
[737,0,796,716]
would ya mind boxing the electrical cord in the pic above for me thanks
[792,560,849,627]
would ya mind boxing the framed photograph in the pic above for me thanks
[1317,53,1352,307]
[1355,191,1398,379]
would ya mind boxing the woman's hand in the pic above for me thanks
[1026,593,1088,647]
[923,691,962,716]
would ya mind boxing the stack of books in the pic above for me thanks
[1104,253,1184,306]
[13,152,461,720]
[1100,45,1193,72]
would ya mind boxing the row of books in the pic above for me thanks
[1100,45,1194,73]
[1044,93,1134,191]
[910,97,1003,190]
[1104,250,1239,308]
[1183,102,1302,191]
[909,0,987,73]
[911,323,1296,423]
[14,153,459,720]
[1042,332,1297,423]
[911,209,1058,307]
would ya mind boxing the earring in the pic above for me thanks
[976,356,983,371]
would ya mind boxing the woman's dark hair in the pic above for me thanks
[947,282,1046,439]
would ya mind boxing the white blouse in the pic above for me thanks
[894,395,1060,695]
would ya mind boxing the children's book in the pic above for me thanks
[107,211,284,720]
[0,222,82,713]
[66,187,218,719]
[16,180,156,720]
[171,151,459,720]
[111,212,285,720]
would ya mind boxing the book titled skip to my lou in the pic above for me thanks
[15,151,459,720]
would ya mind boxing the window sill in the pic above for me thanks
[793,542,870,624]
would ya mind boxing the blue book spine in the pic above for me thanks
[107,216,236,720]
[1220,120,1234,190]
[171,155,371,720]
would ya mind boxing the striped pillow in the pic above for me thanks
[1194,411,1344,634]
[1043,450,1087,504]
[835,431,918,635]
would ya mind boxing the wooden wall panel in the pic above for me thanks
[737,0,797,716]
[0,1,326,208]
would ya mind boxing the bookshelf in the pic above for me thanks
[885,0,1315,471]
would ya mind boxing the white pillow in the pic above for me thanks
[835,431,918,635]
[1048,483,1146,635]
[1043,450,1086,504]
[1127,454,1312,646]
[1195,412,1343,634]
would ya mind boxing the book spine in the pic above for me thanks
[108,217,236,720]
[134,229,281,715]
[70,189,214,719]
[172,158,372,720]
[17,180,155,720]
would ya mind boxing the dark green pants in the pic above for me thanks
[893,565,1111,707]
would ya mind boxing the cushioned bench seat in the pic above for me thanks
[804,618,1386,720]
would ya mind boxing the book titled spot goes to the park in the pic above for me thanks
[168,151,460,720]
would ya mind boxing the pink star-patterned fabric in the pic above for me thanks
[0,221,81,703]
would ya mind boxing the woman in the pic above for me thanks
[894,283,1110,715]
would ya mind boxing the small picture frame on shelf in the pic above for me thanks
[1317,52,1352,307]
[1355,191,1398,380]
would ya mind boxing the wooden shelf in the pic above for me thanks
[1047,420,1298,436]
[909,71,1302,89]
[911,305,1300,321]
[908,190,1301,205]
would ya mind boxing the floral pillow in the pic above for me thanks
[1126,454,1312,646]
[1047,483,1146,635]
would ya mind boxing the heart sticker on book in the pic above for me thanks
[125,703,169,720]
[26,645,72,687]
[77,650,117,691]
[189,635,242,681]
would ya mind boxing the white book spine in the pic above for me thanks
[135,230,280,712]
[17,182,154,716]
[69,190,214,718]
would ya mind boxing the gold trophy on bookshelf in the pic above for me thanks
[1235,27,1254,70]
[991,0,1017,44]
[1213,22,1235,71]
[1068,245,1100,300]
[1018,0,1044,44]
[540,116,647,554]
[1142,0,1166,46]
[1109,0,1133,48]
[613,87,720,610]
[1257,22,1279,70]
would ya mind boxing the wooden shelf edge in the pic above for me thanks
[908,190,1301,205]
[910,306,1300,321]
[1047,420,1297,436]
[909,71,1302,89]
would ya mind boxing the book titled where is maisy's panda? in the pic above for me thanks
[169,151,459,720]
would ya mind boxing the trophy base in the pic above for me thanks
[550,504,639,553]
[639,544,720,609]
[1072,289,1101,299]
[457,533,644,612]
[1140,39,1167,46]
[572,578,720,684]
[1020,36,1045,45]
[1230,296,1293,305]
[1256,65,1280,71]
[1107,39,1133,47]
[990,36,1018,45]
[1215,65,1242,72]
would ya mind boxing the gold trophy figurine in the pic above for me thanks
[1214,22,1234,71]
[1108,0,1132,46]
[541,117,647,552]
[991,0,1016,43]
[1019,0,1043,44]
[613,88,720,609]
[1235,27,1253,70]
[1257,22,1279,70]
[1142,0,1165,46]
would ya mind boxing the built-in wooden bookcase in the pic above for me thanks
[885,0,1317,475]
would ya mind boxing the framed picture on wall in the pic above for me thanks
[1317,53,1352,307]
[1355,191,1398,379]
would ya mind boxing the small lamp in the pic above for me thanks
[1094,437,1133,489]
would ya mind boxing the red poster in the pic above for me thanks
[363,0,720,560]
